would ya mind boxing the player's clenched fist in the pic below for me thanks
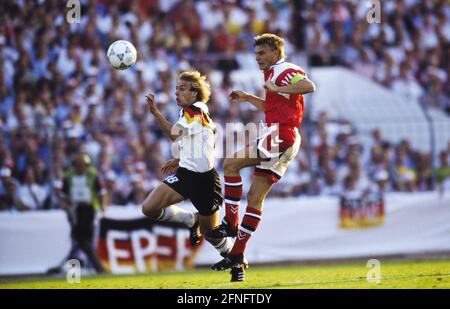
[229,90,249,103]
[146,93,158,115]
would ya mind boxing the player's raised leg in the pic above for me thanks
[141,183,200,245]
[206,144,260,239]
[211,175,272,270]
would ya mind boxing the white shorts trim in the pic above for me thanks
[255,129,301,181]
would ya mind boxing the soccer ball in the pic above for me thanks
[107,40,137,70]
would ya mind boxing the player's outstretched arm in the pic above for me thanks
[146,93,182,141]
[265,77,316,95]
[229,90,266,111]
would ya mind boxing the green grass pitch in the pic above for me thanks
[1,259,449,289]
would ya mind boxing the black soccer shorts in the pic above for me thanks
[163,167,223,216]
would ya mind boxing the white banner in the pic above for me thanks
[196,192,450,264]
[0,210,71,275]
[1,192,450,275]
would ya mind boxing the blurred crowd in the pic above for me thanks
[1,0,450,211]
[273,111,450,197]
[308,0,450,113]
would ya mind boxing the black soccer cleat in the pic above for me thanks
[230,265,245,282]
[189,213,201,246]
[206,220,238,238]
[211,253,248,271]
[220,251,229,258]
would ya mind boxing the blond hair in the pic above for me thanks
[178,71,211,103]
[254,33,285,59]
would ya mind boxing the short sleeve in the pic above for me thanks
[279,68,307,86]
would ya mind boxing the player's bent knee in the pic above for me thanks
[141,201,161,218]
[223,158,240,174]
[223,158,233,173]
[141,204,152,217]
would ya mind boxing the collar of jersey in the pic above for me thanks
[183,101,201,109]
[269,58,285,70]
[183,101,208,113]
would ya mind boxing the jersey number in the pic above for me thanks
[165,175,179,184]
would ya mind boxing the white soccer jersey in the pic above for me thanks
[176,101,216,173]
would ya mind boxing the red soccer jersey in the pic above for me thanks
[263,58,307,149]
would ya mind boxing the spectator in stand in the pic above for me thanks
[124,173,147,206]
[16,169,50,210]
[318,167,341,196]
[103,170,126,206]
[0,167,26,211]
[392,146,417,192]
[436,151,450,195]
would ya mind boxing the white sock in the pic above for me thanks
[212,237,233,254]
[157,206,196,228]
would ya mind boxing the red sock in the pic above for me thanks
[224,176,242,228]
[230,206,262,255]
